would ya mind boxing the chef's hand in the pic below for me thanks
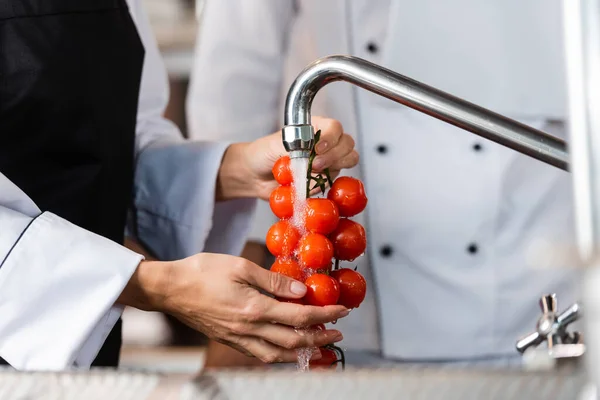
[118,255,348,363]
[217,117,358,201]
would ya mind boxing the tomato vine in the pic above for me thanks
[306,130,333,198]
[323,344,346,370]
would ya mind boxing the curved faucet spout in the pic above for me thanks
[282,55,568,170]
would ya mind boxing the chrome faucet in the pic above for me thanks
[281,55,568,170]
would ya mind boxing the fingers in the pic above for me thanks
[330,150,360,172]
[312,117,344,154]
[312,134,358,172]
[250,323,343,350]
[243,262,307,298]
[262,299,350,327]
[215,339,255,358]
[235,337,318,364]
[236,261,349,323]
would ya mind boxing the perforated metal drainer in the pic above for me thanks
[0,367,585,400]
[183,367,585,400]
[0,368,161,400]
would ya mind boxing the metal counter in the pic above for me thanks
[0,367,587,400]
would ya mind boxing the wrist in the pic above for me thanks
[117,260,172,312]
[216,143,257,201]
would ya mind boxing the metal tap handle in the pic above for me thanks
[516,294,583,354]
[557,303,581,328]
[516,331,545,354]
[540,294,557,314]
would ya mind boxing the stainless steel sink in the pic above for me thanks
[0,367,586,400]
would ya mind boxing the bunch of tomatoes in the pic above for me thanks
[266,150,368,370]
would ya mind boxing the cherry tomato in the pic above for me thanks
[272,155,293,186]
[327,176,368,217]
[310,348,339,370]
[266,220,301,257]
[296,233,334,270]
[304,274,340,306]
[329,218,366,261]
[271,258,304,281]
[330,268,367,309]
[270,185,294,219]
[304,198,340,235]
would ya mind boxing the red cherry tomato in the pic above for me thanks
[310,348,339,370]
[329,218,366,261]
[304,274,340,306]
[266,220,301,257]
[304,198,340,235]
[296,233,334,270]
[272,156,293,186]
[271,258,304,281]
[327,176,368,217]
[270,185,294,219]
[330,268,367,309]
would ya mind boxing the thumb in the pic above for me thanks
[243,263,307,298]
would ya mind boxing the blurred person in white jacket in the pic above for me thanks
[0,0,358,370]
[187,0,579,367]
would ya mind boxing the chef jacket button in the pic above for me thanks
[376,144,388,154]
[380,245,393,257]
[467,243,479,255]
[366,42,379,54]
[473,143,482,152]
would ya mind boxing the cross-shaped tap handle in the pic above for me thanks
[516,294,582,354]
[557,303,581,330]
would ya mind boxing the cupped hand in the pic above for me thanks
[160,253,350,363]
[244,117,359,200]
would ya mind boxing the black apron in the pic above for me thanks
[0,0,144,367]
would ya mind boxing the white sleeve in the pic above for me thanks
[0,173,143,371]
[126,0,256,260]
[186,0,295,244]
[186,0,296,143]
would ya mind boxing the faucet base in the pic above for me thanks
[282,125,314,157]
[289,150,311,159]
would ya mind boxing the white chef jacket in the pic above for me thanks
[0,0,255,371]
[187,0,580,361]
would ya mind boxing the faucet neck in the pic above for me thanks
[283,55,568,171]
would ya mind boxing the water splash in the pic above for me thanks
[290,157,308,231]
[295,347,314,372]
[290,156,310,370]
